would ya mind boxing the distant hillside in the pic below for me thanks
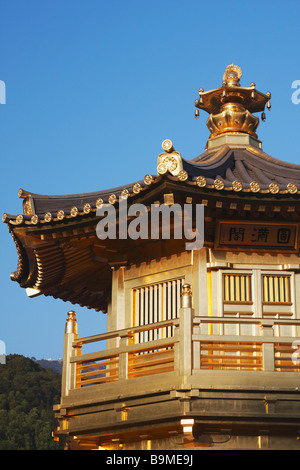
[0,354,61,450]
[32,358,63,374]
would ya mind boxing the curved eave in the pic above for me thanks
[6,234,112,312]
[3,168,300,229]
[2,174,161,312]
[9,231,30,284]
[3,174,160,226]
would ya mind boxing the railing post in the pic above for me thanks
[260,320,275,371]
[118,333,131,381]
[178,284,194,382]
[61,311,78,398]
[192,318,201,370]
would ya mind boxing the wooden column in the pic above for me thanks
[192,248,208,316]
[110,264,126,347]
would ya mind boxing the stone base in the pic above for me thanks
[206,132,262,151]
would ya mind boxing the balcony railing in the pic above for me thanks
[74,320,177,388]
[61,286,300,398]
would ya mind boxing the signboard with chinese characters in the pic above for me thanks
[215,221,299,253]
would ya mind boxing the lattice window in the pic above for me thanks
[221,270,295,325]
[262,274,291,304]
[223,273,252,303]
[132,278,184,342]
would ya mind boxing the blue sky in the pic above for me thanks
[0,0,299,359]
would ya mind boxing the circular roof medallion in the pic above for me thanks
[178,170,188,181]
[57,210,65,220]
[83,203,91,214]
[196,175,207,187]
[164,156,178,172]
[16,214,24,224]
[108,194,117,204]
[31,214,39,224]
[162,139,173,152]
[144,174,153,185]
[287,182,298,194]
[70,206,78,217]
[232,180,243,192]
[132,183,142,194]
[157,162,168,175]
[44,212,52,222]
[269,182,279,194]
[121,189,129,199]
[214,178,225,190]
[96,198,104,208]
[249,181,260,193]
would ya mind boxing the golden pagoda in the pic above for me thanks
[3,64,300,450]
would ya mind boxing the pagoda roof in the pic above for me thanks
[3,145,300,229]
[3,141,300,313]
[185,144,300,191]
[3,64,300,312]
[3,143,300,228]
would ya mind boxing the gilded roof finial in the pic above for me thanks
[222,63,242,86]
[195,64,271,143]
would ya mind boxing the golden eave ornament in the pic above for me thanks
[157,139,183,176]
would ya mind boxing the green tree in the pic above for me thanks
[0,354,61,450]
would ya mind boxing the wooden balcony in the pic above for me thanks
[54,286,300,450]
